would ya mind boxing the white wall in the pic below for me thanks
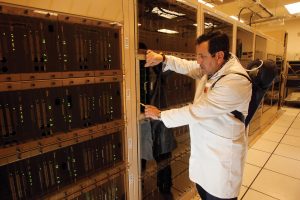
[266,37,284,57]
[254,18,300,61]
[237,28,254,52]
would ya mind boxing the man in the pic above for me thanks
[144,31,252,200]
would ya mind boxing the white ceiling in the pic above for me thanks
[211,0,300,25]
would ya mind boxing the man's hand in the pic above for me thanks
[145,50,164,67]
[144,105,161,120]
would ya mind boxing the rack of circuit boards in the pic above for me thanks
[138,52,196,200]
[0,5,126,200]
[137,0,198,198]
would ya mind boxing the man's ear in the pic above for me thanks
[216,51,225,65]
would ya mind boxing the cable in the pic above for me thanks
[246,59,263,72]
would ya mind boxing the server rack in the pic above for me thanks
[136,0,197,199]
[0,5,126,200]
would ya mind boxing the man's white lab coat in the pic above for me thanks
[160,54,252,198]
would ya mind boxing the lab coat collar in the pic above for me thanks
[209,53,239,80]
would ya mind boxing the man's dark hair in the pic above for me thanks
[196,31,230,60]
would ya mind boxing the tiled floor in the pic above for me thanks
[192,107,300,200]
[240,107,300,200]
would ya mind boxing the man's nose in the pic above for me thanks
[197,57,203,65]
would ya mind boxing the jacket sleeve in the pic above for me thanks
[163,55,204,79]
[160,74,252,128]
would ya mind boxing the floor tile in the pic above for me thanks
[281,135,300,148]
[261,132,284,143]
[251,169,300,200]
[281,113,298,118]
[251,139,278,153]
[246,149,271,167]
[238,186,248,200]
[265,125,289,134]
[242,189,278,200]
[279,114,297,120]
[281,107,300,115]
[272,117,294,127]
[242,164,261,187]
[291,120,300,129]
[272,121,292,128]
[265,154,300,179]
[262,128,283,135]
[293,118,300,122]
[286,128,300,137]
[274,143,300,161]
[282,106,299,111]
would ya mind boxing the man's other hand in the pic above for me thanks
[144,105,161,120]
[145,50,163,67]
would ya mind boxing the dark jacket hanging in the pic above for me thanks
[150,64,177,157]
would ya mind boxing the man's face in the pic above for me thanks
[196,41,224,76]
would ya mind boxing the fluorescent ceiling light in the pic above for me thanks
[205,3,215,8]
[198,0,207,3]
[230,15,244,23]
[152,7,185,19]
[157,29,179,34]
[230,16,238,20]
[109,22,122,26]
[176,0,187,3]
[285,2,300,14]
[34,10,58,16]
[198,0,215,8]
[204,22,217,29]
